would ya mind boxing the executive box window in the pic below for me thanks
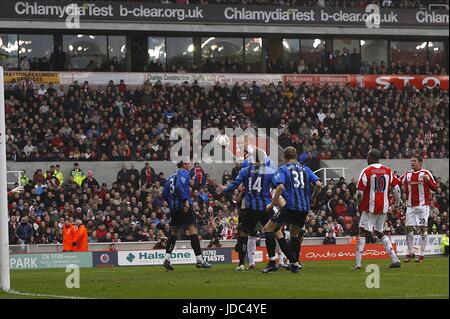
[428,41,446,71]
[244,37,262,73]
[166,37,193,72]
[300,39,326,66]
[0,34,18,71]
[282,39,300,64]
[148,37,166,71]
[201,37,243,72]
[18,34,53,71]
[360,39,388,73]
[390,41,428,67]
[332,39,361,73]
[63,34,108,71]
[108,36,127,72]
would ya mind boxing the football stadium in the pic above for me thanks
[0,0,449,305]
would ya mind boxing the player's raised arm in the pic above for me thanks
[222,166,247,193]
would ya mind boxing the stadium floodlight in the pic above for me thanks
[0,66,10,292]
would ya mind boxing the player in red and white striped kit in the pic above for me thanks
[399,155,437,263]
[354,149,402,269]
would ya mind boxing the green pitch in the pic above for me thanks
[0,258,448,299]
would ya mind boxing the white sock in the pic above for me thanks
[355,237,366,267]
[381,236,399,263]
[278,251,286,266]
[420,234,428,256]
[406,232,415,255]
[247,236,256,265]
[165,253,171,261]
[196,255,203,263]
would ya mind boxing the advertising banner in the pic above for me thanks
[390,234,443,256]
[358,75,449,91]
[4,71,60,84]
[145,73,215,87]
[232,247,268,264]
[299,244,395,261]
[214,73,282,86]
[118,248,232,266]
[10,252,93,270]
[92,251,118,267]
[283,74,351,87]
[0,1,448,28]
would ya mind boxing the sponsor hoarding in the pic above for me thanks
[118,248,231,266]
[300,244,394,261]
[390,234,443,256]
[1,1,447,28]
[4,71,60,84]
[283,74,449,91]
[10,252,93,269]
[92,251,118,267]
[3,71,448,92]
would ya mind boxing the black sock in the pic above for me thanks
[237,236,248,266]
[265,232,276,261]
[290,237,300,262]
[278,237,295,263]
[190,234,202,257]
[166,234,177,254]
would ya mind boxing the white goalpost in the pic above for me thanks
[0,66,11,292]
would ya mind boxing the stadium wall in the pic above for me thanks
[7,159,449,187]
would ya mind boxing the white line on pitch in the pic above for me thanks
[6,289,96,299]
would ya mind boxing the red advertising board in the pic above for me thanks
[283,74,449,91]
[283,74,351,87]
[358,75,448,91]
[232,244,395,263]
[300,244,395,261]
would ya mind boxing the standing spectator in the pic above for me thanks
[117,164,128,185]
[8,216,19,245]
[442,230,449,256]
[191,163,207,189]
[71,163,85,186]
[19,56,30,71]
[81,170,100,190]
[62,218,76,252]
[74,219,89,252]
[140,163,156,187]
[16,217,33,246]
[50,46,67,71]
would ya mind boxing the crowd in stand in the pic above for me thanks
[7,162,449,246]
[95,0,450,9]
[268,57,447,76]
[4,76,448,162]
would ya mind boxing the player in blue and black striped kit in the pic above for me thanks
[262,147,322,273]
[220,148,295,270]
[162,161,212,270]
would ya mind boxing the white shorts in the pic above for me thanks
[405,205,429,227]
[358,211,387,233]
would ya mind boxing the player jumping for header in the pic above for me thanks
[261,147,322,273]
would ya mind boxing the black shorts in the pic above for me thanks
[170,208,196,228]
[239,209,272,234]
[272,209,308,228]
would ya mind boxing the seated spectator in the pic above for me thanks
[323,231,336,245]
